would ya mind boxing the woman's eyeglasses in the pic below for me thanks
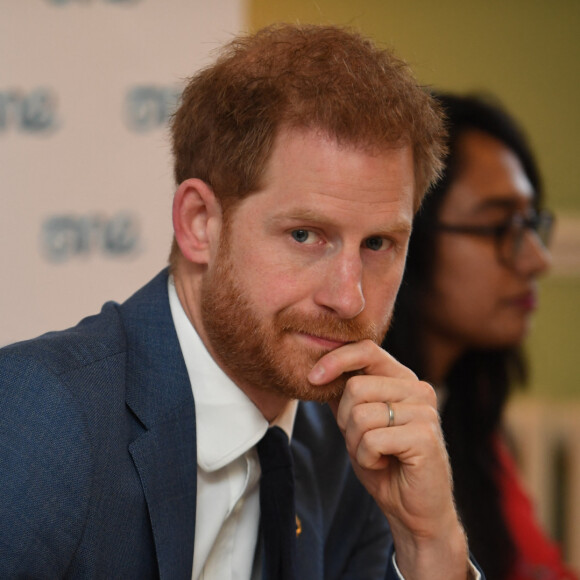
[432,209,554,268]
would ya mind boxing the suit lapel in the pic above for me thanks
[129,402,197,579]
[121,270,198,580]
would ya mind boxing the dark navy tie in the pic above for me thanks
[257,426,298,580]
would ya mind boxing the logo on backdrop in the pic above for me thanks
[124,85,182,132]
[41,213,140,263]
[0,88,59,134]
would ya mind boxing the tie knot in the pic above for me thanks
[257,426,292,475]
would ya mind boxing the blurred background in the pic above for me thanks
[2,0,578,569]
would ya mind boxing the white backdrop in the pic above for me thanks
[0,0,244,346]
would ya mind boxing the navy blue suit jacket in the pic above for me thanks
[0,270,401,578]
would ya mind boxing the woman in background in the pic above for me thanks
[382,93,578,580]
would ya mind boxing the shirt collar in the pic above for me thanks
[168,277,297,472]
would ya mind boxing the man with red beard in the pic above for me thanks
[0,24,482,579]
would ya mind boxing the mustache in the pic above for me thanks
[276,309,381,344]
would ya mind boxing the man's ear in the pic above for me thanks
[172,178,222,264]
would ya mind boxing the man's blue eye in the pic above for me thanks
[292,230,310,243]
[365,237,384,251]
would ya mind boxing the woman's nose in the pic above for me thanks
[514,229,553,277]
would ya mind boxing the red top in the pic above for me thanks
[495,437,579,580]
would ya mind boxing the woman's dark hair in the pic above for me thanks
[381,92,543,579]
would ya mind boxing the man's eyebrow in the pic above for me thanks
[269,208,324,223]
[267,208,413,235]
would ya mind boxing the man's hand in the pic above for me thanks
[308,339,470,580]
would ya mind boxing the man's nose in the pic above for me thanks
[313,251,366,319]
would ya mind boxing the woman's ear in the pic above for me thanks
[172,178,222,264]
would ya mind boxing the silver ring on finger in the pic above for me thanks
[386,401,395,428]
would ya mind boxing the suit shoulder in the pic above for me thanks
[0,300,126,377]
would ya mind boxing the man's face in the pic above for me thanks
[200,129,415,405]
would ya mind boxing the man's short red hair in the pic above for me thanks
[170,23,447,265]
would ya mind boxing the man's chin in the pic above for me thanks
[282,374,347,404]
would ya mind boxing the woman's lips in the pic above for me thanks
[508,290,538,312]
